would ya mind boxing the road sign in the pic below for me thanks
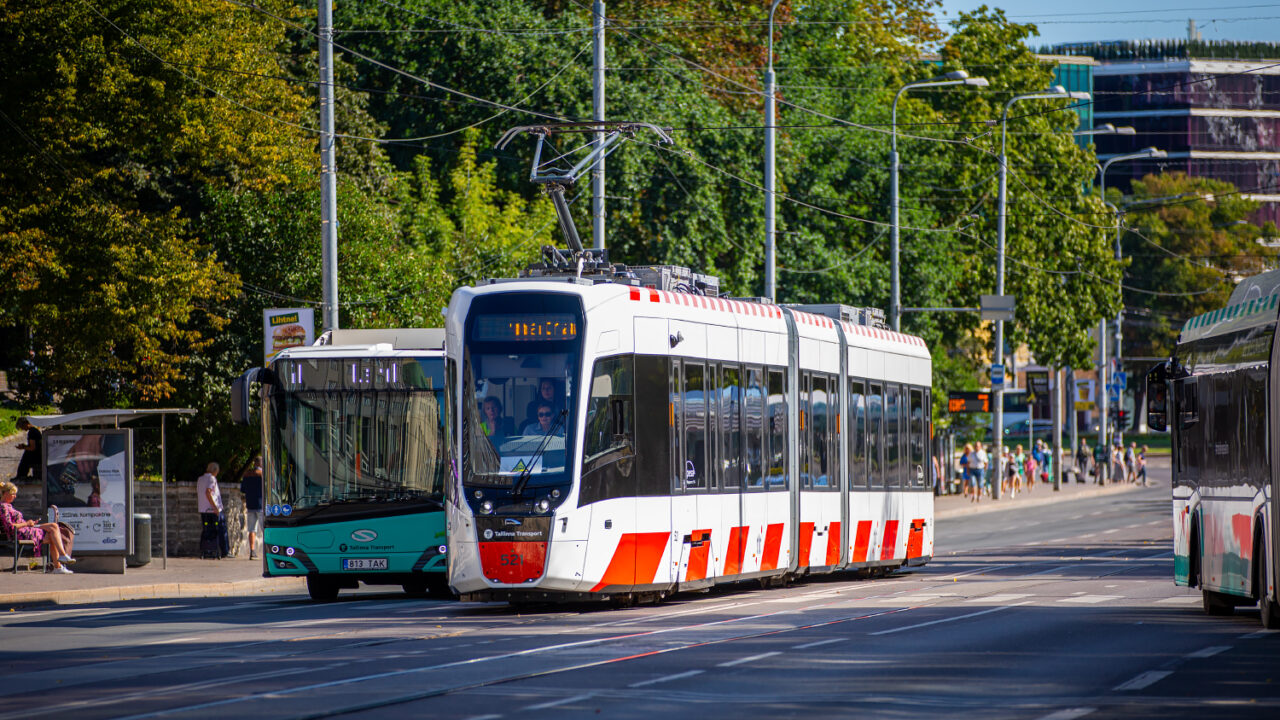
[980,294,1016,322]
[948,391,991,413]
[989,364,1005,387]
[1114,371,1127,390]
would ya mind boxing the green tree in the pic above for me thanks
[1120,172,1276,359]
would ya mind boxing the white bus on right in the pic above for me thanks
[1147,270,1280,627]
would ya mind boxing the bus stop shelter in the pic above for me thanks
[21,408,196,569]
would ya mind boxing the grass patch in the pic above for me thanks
[0,403,57,438]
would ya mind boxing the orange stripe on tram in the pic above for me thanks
[879,520,899,561]
[760,523,785,571]
[685,529,713,582]
[797,522,815,568]
[825,521,842,566]
[852,520,873,563]
[906,518,926,559]
[589,532,670,592]
[724,526,749,576]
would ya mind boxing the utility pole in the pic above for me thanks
[764,0,783,302]
[592,1,606,250]
[319,0,339,331]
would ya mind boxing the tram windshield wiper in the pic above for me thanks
[512,409,567,498]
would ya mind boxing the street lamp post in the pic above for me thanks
[889,71,988,331]
[1073,123,1136,138]
[993,85,1090,500]
[1097,147,1166,463]
[764,0,783,302]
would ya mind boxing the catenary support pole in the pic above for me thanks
[592,1,606,250]
[160,414,167,569]
[764,0,782,302]
[319,0,339,331]
[1052,367,1062,491]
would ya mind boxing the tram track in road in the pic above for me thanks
[49,537,1174,720]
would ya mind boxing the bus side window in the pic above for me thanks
[1178,380,1198,430]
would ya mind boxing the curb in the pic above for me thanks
[936,481,1152,520]
[0,576,307,608]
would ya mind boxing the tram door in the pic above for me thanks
[717,364,747,578]
[672,358,714,586]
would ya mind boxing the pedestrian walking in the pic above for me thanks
[1111,442,1125,486]
[1137,445,1148,486]
[959,444,973,501]
[197,462,229,559]
[971,442,988,502]
[1125,442,1138,483]
[1023,448,1038,493]
[1075,439,1090,484]
[13,418,42,481]
[241,455,264,560]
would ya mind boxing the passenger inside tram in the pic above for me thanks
[523,378,564,429]
[521,401,565,437]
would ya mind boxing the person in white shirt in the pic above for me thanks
[196,462,228,558]
[971,442,989,502]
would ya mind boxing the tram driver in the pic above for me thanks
[481,396,511,444]
[522,401,565,437]
[523,378,564,429]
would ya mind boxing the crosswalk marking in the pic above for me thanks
[1113,670,1172,691]
[1058,595,1121,604]
[966,594,1032,604]
[1155,596,1200,605]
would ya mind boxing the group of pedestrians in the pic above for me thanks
[957,438,1057,502]
[196,456,264,560]
[1073,439,1147,485]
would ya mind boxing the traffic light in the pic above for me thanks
[1110,406,1130,430]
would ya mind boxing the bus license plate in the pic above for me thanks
[342,558,388,571]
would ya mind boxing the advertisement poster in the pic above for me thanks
[1074,379,1097,412]
[43,429,133,554]
[264,307,315,365]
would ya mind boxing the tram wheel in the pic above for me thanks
[307,575,340,602]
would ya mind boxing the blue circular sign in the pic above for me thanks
[281,504,292,516]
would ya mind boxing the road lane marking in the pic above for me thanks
[170,601,269,615]
[523,694,593,711]
[1038,708,1096,720]
[463,715,502,720]
[1058,595,1121,604]
[1186,645,1231,658]
[1113,670,1172,691]
[792,638,842,650]
[965,594,1032,603]
[717,651,782,667]
[1102,529,1120,535]
[628,669,704,688]
[869,602,1031,636]
[1079,533,1097,539]
[1240,630,1278,639]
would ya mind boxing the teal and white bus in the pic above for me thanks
[232,329,450,601]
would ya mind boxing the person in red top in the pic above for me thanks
[0,480,75,572]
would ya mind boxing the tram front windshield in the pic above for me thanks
[463,300,582,488]
[266,357,447,513]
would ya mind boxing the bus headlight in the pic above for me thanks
[480,500,494,515]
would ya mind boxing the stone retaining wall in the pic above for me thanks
[11,479,247,558]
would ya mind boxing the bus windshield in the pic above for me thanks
[266,357,447,512]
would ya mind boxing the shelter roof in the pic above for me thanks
[21,408,196,428]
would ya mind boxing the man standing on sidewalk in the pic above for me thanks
[197,462,228,559]
[241,456,264,560]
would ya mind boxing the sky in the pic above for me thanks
[935,1,1280,48]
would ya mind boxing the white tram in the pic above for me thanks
[444,257,934,603]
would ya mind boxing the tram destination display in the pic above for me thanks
[473,314,578,341]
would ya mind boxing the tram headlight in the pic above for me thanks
[473,490,483,500]
[536,497,551,513]
[551,489,561,499]
[480,500,494,515]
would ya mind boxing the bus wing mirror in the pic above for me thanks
[1145,362,1169,432]
[231,367,271,425]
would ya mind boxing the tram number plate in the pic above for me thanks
[342,558,388,571]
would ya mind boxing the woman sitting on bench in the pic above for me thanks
[0,480,76,573]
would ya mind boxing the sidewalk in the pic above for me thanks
[935,471,1151,520]
[0,556,304,608]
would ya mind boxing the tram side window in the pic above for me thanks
[910,387,925,488]
[745,367,765,488]
[634,355,670,496]
[707,365,720,491]
[799,373,811,488]
[684,363,708,490]
[768,369,787,489]
[885,385,900,488]
[828,374,840,491]
[868,383,883,488]
[721,365,742,489]
[849,380,867,489]
[581,355,635,477]
[670,360,684,492]
[811,375,829,488]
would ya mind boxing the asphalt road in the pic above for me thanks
[2,476,1277,720]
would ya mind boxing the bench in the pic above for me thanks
[1,526,47,573]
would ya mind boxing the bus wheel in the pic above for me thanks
[307,576,340,602]
[402,580,428,598]
[1202,588,1235,616]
